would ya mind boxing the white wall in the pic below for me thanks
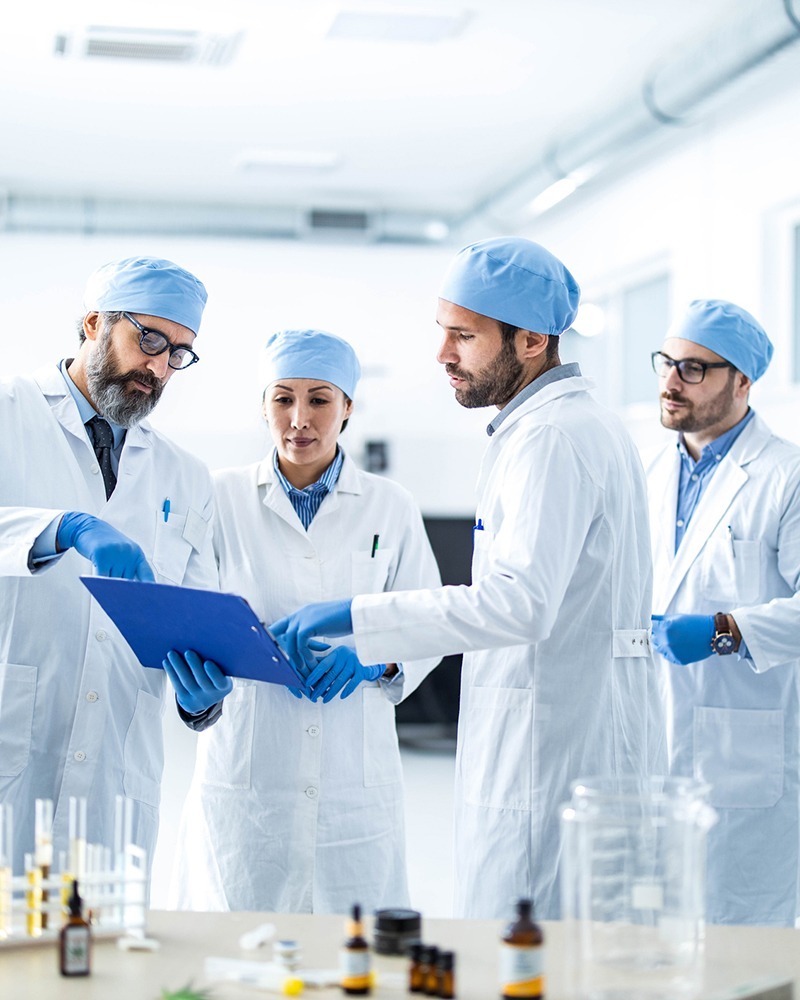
[523,73,800,462]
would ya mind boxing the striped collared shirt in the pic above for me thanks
[273,447,344,530]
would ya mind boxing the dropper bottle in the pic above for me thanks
[59,879,91,977]
[340,903,372,995]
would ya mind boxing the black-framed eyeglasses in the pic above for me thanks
[122,312,200,371]
[650,351,731,384]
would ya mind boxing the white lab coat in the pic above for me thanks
[171,451,441,914]
[0,365,217,879]
[648,413,800,926]
[352,374,665,919]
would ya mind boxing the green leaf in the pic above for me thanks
[160,984,213,1000]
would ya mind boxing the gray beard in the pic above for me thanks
[85,330,163,428]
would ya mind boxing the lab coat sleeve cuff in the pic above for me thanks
[28,515,64,571]
[379,663,406,705]
[176,697,224,732]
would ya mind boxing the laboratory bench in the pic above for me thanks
[0,909,798,999]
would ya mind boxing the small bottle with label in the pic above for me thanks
[499,898,544,999]
[59,879,91,977]
[341,903,371,995]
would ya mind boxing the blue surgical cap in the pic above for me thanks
[439,237,580,335]
[667,299,773,382]
[260,329,361,399]
[83,256,208,335]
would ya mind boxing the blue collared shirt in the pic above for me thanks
[488,363,582,437]
[273,447,344,530]
[674,409,754,551]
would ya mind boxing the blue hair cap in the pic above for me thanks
[83,256,208,335]
[439,236,580,335]
[667,299,773,382]
[260,329,361,399]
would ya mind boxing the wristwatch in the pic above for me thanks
[711,612,736,655]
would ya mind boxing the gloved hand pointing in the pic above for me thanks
[270,599,353,673]
[651,614,715,665]
[163,649,233,715]
[57,512,155,581]
[304,646,385,703]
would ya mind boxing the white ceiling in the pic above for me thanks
[0,0,794,239]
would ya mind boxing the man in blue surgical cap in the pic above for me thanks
[272,237,665,920]
[0,256,230,880]
[648,299,800,926]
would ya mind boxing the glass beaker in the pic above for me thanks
[560,776,717,1000]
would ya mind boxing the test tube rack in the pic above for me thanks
[0,795,149,949]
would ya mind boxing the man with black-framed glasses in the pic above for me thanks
[0,256,230,883]
[646,297,800,926]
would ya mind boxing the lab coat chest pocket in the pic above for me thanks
[152,506,208,585]
[694,706,783,808]
[462,686,534,811]
[0,663,37,777]
[362,687,402,787]
[198,683,256,790]
[123,688,165,808]
[351,549,393,595]
[471,525,494,578]
[700,534,762,605]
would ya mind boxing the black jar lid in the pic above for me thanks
[373,908,422,933]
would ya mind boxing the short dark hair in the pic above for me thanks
[77,310,125,345]
[498,321,560,362]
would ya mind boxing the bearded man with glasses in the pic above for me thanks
[647,298,800,926]
[0,257,230,883]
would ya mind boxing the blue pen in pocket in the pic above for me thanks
[473,518,484,534]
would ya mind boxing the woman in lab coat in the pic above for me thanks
[171,329,441,913]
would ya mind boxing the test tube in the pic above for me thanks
[35,798,53,928]
[68,797,87,879]
[0,804,12,939]
[25,852,42,938]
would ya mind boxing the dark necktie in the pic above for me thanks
[87,415,117,500]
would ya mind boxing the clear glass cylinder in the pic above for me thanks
[560,776,717,1000]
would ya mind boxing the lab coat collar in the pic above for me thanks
[487,362,582,436]
[653,412,772,609]
[257,447,362,495]
[32,361,155,453]
[487,371,597,442]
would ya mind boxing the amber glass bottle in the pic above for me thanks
[437,950,456,998]
[341,903,371,995]
[499,898,544,999]
[59,880,91,977]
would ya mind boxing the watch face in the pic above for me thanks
[712,634,735,655]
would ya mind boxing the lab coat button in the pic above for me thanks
[95,629,108,642]
[307,725,321,737]
[86,691,99,702]
[73,750,86,762]
[305,786,318,799]
[91,466,100,475]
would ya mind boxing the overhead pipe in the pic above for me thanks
[455,0,800,234]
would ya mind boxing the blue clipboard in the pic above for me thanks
[80,576,301,687]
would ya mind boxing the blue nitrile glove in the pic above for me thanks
[304,645,385,704]
[651,614,716,665]
[162,649,234,715]
[57,512,155,581]
[270,599,354,675]
[285,639,330,701]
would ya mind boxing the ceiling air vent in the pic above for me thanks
[309,209,371,231]
[54,26,242,66]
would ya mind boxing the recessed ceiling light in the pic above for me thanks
[235,149,342,171]
[326,7,471,44]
